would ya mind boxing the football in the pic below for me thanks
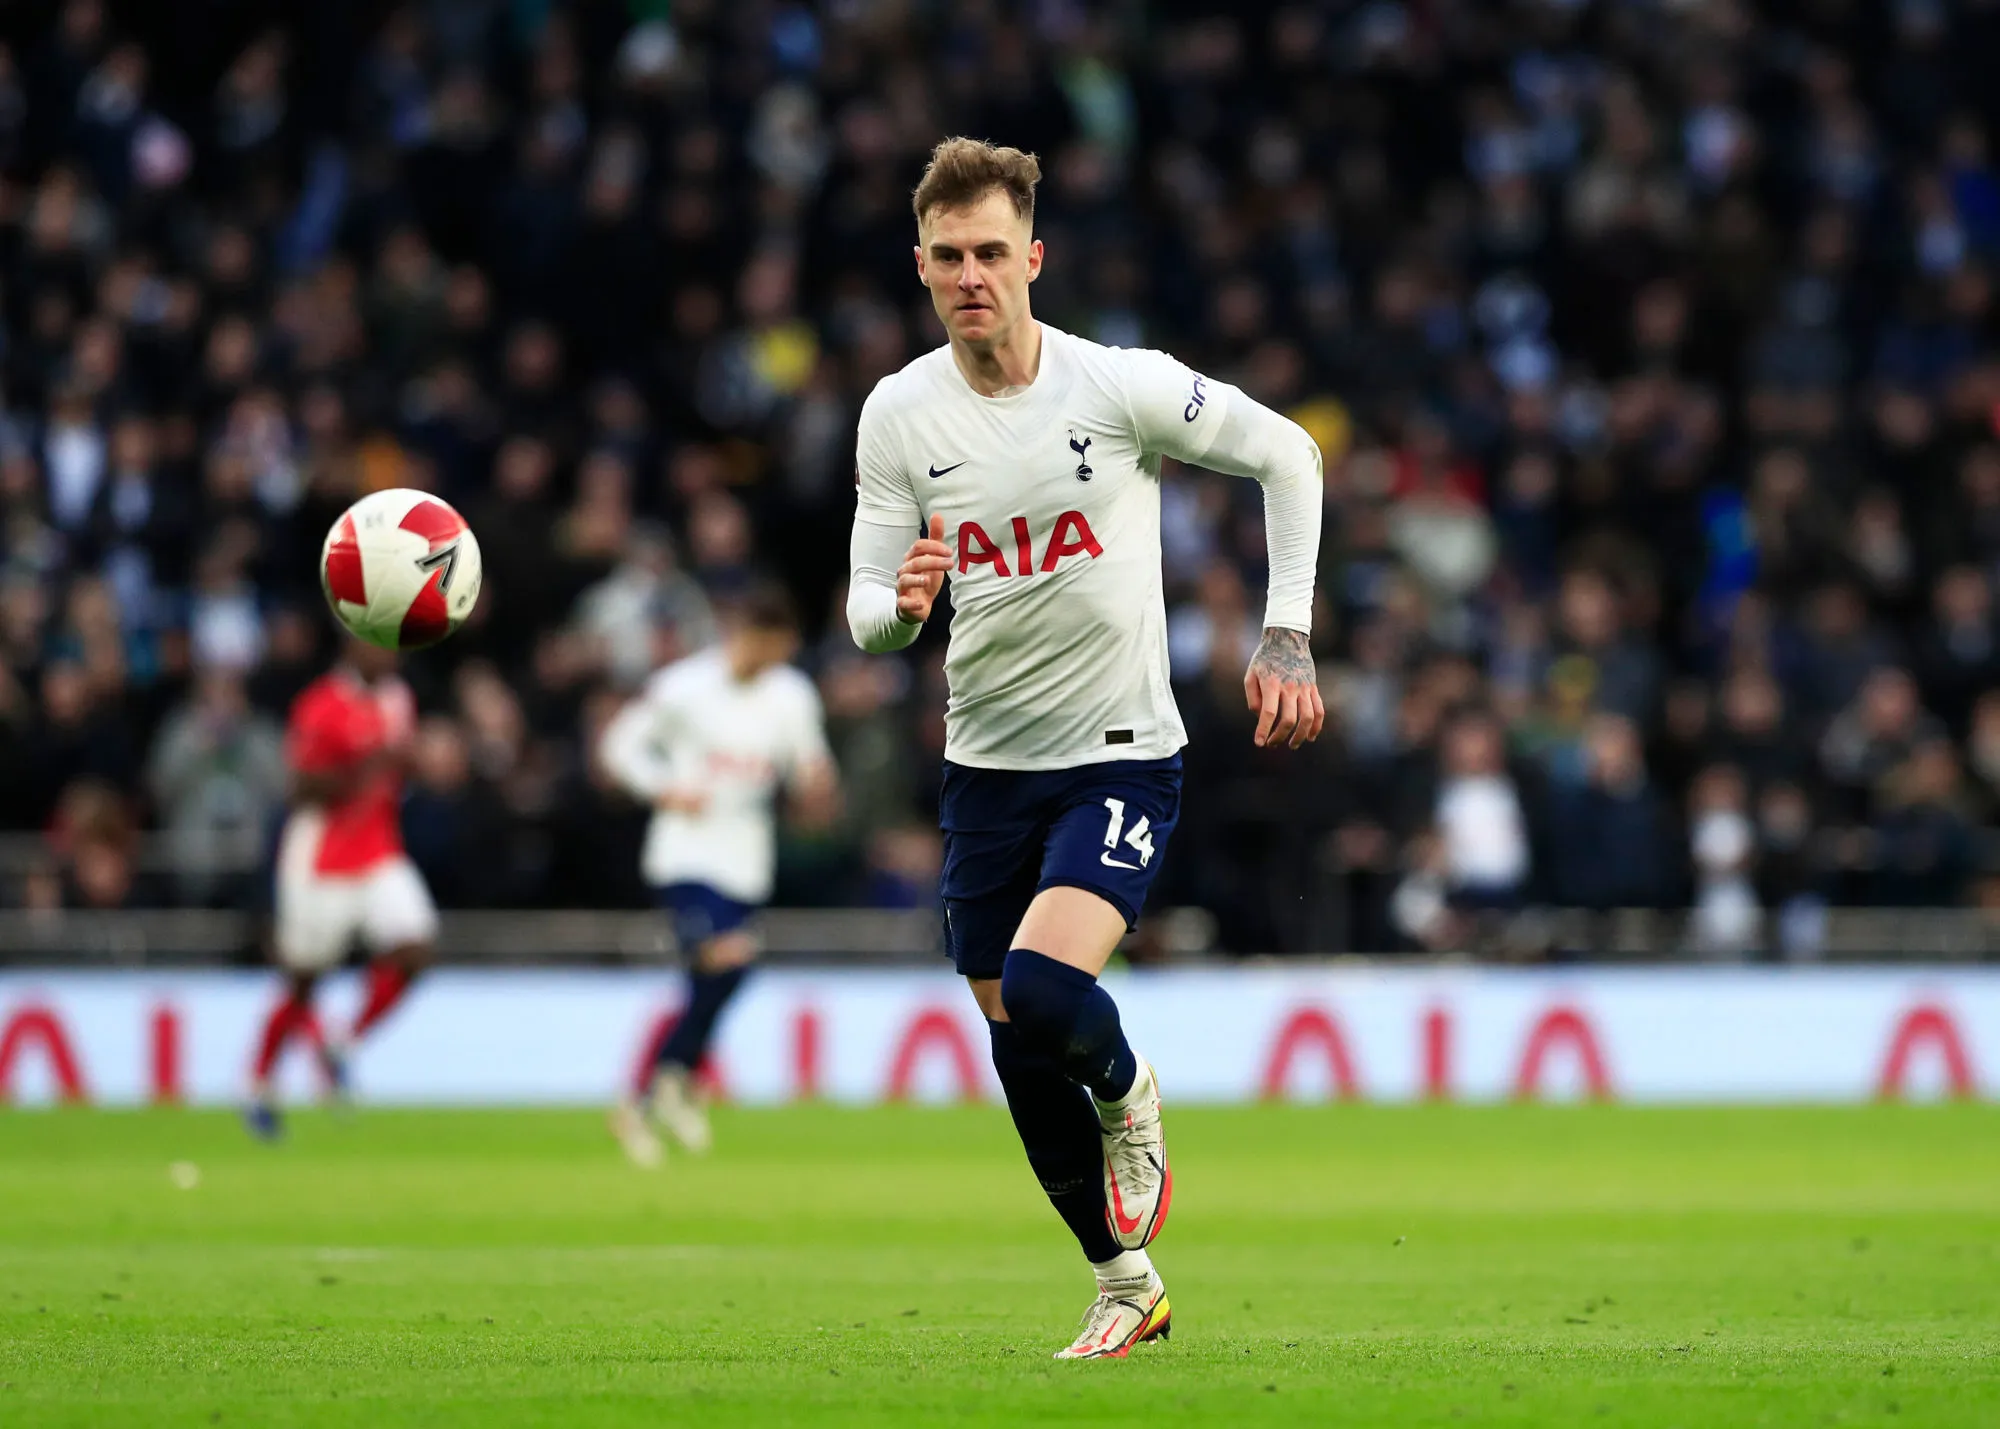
[319,488,484,650]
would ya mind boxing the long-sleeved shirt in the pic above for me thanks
[598,648,830,902]
[846,323,1321,771]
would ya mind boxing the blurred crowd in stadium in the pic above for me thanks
[4,0,2000,956]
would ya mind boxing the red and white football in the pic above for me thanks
[319,489,484,650]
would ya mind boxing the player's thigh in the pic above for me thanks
[941,832,1042,982]
[274,873,360,974]
[695,931,759,972]
[1009,885,1131,976]
[656,880,756,956]
[357,859,440,956]
[938,762,1050,983]
[1021,759,1184,971]
[657,883,759,965]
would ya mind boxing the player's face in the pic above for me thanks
[730,625,799,677]
[915,191,1042,350]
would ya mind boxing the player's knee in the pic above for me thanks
[697,933,758,973]
[967,977,1007,1021]
[996,950,1041,1031]
[999,948,1088,1046]
[985,1011,1023,1065]
[385,941,431,973]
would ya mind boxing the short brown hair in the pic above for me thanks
[912,137,1041,227]
[734,580,799,634]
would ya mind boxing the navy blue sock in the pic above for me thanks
[988,1018,1121,1264]
[998,948,1139,1103]
[657,964,750,1071]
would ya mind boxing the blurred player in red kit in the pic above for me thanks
[245,638,437,1138]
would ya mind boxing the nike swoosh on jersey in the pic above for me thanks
[927,461,967,479]
[1100,852,1141,871]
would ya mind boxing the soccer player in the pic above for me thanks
[598,584,837,1164]
[846,138,1324,1359]
[246,637,435,1139]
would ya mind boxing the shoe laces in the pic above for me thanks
[1071,1287,1137,1348]
[1102,1081,1162,1176]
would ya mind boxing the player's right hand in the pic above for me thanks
[657,788,709,816]
[895,514,952,625]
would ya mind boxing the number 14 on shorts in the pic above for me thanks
[1100,798,1155,870]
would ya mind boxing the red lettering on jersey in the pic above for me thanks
[955,514,1103,577]
[704,750,775,782]
[957,521,1010,576]
[1039,510,1103,571]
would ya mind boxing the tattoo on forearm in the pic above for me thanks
[1249,627,1314,685]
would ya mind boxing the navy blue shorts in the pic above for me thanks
[938,755,1182,980]
[655,882,755,951]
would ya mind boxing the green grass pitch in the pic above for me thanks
[1,1104,1996,1427]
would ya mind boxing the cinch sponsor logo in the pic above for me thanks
[1183,375,1208,422]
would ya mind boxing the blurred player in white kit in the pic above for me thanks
[598,584,838,1162]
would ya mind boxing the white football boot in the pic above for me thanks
[1096,1057,1171,1250]
[1054,1270,1172,1360]
[609,1098,663,1167]
[648,1065,713,1154]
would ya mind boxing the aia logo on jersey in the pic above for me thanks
[1184,374,1209,422]
[1068,430,1093,482]
[957,511,1102,577]
[705,749,775,782]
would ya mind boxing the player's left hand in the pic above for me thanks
[1243,627,1324,750]
[895,514,952,625]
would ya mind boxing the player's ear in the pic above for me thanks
[1026,237,1043,283]
[913,244,925,283]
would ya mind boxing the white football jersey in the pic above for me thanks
[598,648,831,903]
[856,324,1268,770]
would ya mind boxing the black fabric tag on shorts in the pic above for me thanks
[1104,729,1134,745]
